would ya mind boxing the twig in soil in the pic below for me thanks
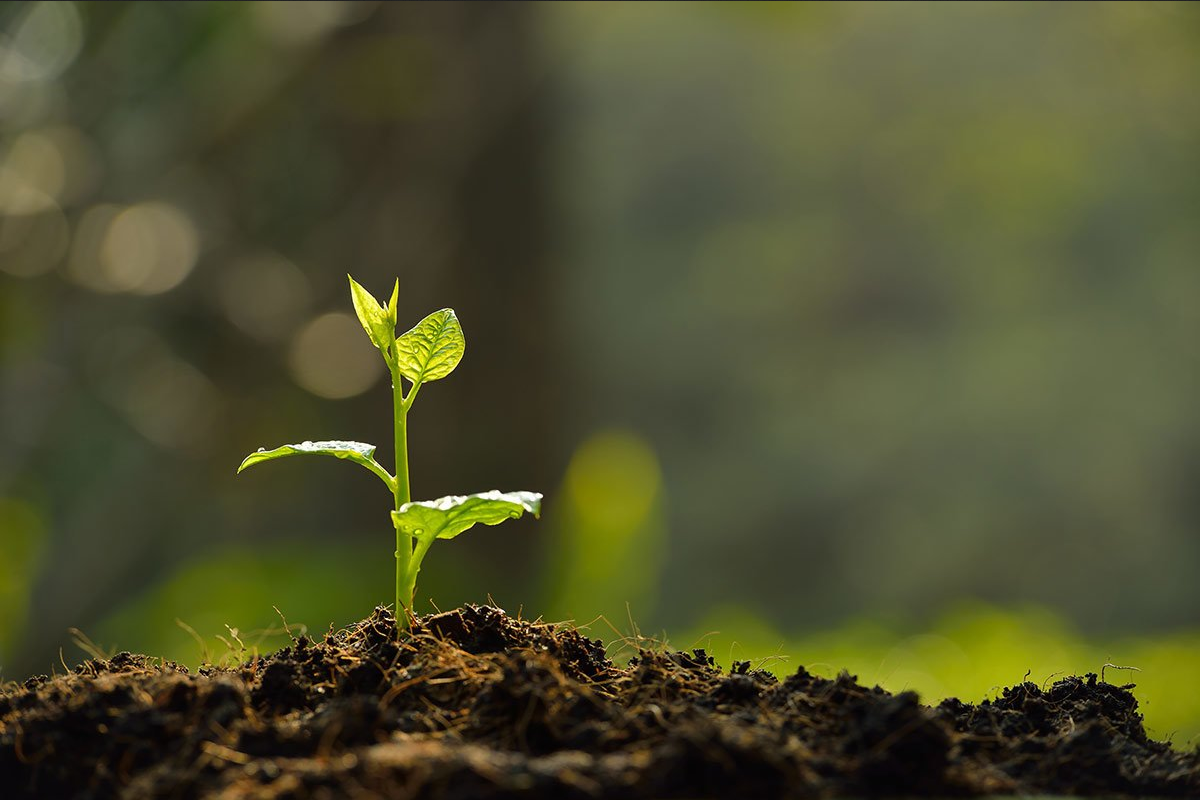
[872,655,900,687]
[176,618,211,663]
[380,673,433,708]
[625,603,643,644]
[316,720,345,760]
[592,607,671,663]
[722,639,789,673]
[1041,671,1065,690]
[68,628,111,662]
[272,606,306,642]
[685,629,720,653]
[1100,662,1141,683]
[418,695,460,735]
[246,622,297,654]
[214,629,248,666]
[225,625,247,655]
[199,741,253,766]
[753,645,791,673]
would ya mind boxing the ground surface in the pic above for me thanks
[1,605,1196,799]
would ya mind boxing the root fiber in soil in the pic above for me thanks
[1,605,1196,798]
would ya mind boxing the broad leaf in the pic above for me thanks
[394,308,464,385]
[348,274,394,353]
[237,440,393,488]
[392,490,542,540]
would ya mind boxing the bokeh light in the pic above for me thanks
[0,1,83,84]
[547,430,666,625]
[0,129,66,214]
[218,252,312,342]
[251,0,370,46]
[564,430,660,533]
[98,202,199,295]
[288,311,385,399]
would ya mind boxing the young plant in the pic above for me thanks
[238,276,542,630]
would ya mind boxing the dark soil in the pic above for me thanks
[1,605,1196,799]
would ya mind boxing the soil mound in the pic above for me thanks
[1,605,1196,798]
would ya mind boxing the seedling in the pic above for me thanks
[238,276,542,631]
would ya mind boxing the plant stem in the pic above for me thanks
[398,537,434,625]
[391,364,412,629]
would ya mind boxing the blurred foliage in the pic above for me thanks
[673,602,1200,746]
[542,429,667,626]
[91,543,387,669]
[548,1,1200,633]
[0,0,1198,740]
[0,498,45,658]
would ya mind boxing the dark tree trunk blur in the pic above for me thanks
[337,2,561,590]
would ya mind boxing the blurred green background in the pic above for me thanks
[2,1,1198,744]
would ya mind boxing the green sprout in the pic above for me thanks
[238,275,542,630]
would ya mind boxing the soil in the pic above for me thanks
[1,605,1196,799]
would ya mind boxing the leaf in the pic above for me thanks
[237,440,393,489]
[392,490,542,540]
[387,279,399,326]
[394,308,464,385]
[348,274,394,353]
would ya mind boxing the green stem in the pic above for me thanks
[365,458,397,493]
[391,364,412,629]
[402,380,421,413]
[399,537,434,623]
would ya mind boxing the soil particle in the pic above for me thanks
[1,605,1196,799]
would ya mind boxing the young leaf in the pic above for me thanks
[387,279,399,326]
[348,274,394,353]
[394,308,464,385]
[392,490,542,540]
[238,440,393,489]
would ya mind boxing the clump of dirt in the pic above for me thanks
[1,605,1196,799]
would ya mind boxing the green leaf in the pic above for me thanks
[348,274,394,353]
[387,279,399,326]
[394,308,464,385]
[237,440,393,489]
[392,490,542,540]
